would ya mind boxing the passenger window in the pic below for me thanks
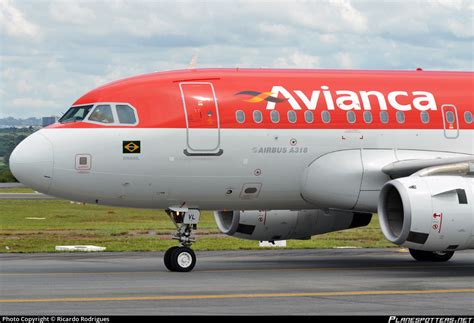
[363,111,372,124]
[420,111,429,124]
[236,110,245,123]
[346,111,356,123]
[304,111,314,123]
[380,111,389,124]
[88,105,114,124]
[253,110,263,123]
[464,111,473,124]
[396,111,405,124]
[270,110,280,123]
[446,111,455,123]
[287,110,297,123]
[116,105,137,124]
[321,110,330,123]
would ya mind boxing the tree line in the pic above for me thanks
[0,127,35,182]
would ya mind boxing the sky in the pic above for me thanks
[0,0,473,118]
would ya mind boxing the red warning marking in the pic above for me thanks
[432,212,443,233]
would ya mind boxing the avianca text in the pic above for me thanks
[266,85,437,111]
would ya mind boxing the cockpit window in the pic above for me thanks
[59,105,93,123]
[59,102,138,126]
[116,104,137,124]
[88,104,115,124]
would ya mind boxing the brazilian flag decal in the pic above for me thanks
[123,141,141,154]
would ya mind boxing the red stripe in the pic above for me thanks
[48,69,473,130]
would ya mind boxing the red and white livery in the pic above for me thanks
[11,68,474,271]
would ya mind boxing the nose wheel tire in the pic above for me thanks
[164,247,196,272]
[163,246,179,271]
[409,249,455,262]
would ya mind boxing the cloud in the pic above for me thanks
[0,0,40,38]
[257,23,292,38]
[436,0,466,10]
[11,97,57,109]
[0,0,472,118]
[330,0,368,33]
[275,51,321,68]
[285,0,367,34]
[336,52,354,69]
[15,79,32,93]
[49,1,96,25]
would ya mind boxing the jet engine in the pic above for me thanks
[378,172,474,252]
[214,209,372,241]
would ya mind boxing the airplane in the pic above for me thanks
[9,68,473,272]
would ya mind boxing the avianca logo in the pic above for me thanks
[235,91,287,103]
[236,86,437,111]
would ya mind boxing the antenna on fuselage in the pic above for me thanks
[188,52,198,69]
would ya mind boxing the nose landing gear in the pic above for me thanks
[164,208,200,272]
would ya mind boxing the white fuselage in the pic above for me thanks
[14,126,472,212]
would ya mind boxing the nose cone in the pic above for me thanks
[10,131,54,194]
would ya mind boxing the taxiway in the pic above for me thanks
[1,249,473,315]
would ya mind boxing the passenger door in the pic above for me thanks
[179,82,222,155]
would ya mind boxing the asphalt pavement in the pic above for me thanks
[1,248,473,315]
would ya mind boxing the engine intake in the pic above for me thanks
[378,175,474,251]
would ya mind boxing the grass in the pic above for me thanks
[0,200,394,253]
[0,187,35,193]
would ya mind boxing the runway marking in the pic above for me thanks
[1,289,473,303]
[0,264,471,276]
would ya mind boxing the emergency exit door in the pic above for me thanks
[441,104,459,139]
[179,82,222,154]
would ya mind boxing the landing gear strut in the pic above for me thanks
[164,208,200,272]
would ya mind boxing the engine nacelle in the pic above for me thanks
[214,209,372,241]
[378,175,474,252]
